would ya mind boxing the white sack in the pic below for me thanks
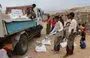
[35,45,46,53]
[60,41,67,48]
[42,39,51,45]
[60,41,76,48]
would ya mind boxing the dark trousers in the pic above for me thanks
[66,45,74,55]
[81,31,86,41]
[50,26,54,32]
[66,32,76,55]
[54,36,63,51]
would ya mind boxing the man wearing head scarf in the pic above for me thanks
[65,12,78,57]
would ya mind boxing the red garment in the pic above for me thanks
[3,48,10,52]
[46,19,52,25]
[83,27,86,31]
[82,27,86,32]
[51,20,56,27]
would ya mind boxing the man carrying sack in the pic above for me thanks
[65,12,78,57]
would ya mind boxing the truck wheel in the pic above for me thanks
[35,31,41,37]
[14,33,28,55]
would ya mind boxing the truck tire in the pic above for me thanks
[35,25,43,37]
[14,33,28,55]
[35,31,41,37]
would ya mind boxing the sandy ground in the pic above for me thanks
[13,22,90,58]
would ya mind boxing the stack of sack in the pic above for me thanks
[35,36,51,53]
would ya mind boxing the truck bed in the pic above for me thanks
[5,20,37,35]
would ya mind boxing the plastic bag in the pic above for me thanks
[60,41,67,48]
[35,45,46,53]
[60,41,76,48]
[42,39,51,45]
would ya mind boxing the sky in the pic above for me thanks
[0,0,90,12]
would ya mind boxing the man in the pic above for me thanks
[32,4,37,19]
[32,4,43,20]
[65,12,78,57]
[26,4,36,19]
[50,16,64,52]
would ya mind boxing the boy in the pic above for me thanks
[80,24,86,49]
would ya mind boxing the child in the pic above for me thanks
[80,24,86,41]
[46,14,52,34]
[80,24,86,49]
